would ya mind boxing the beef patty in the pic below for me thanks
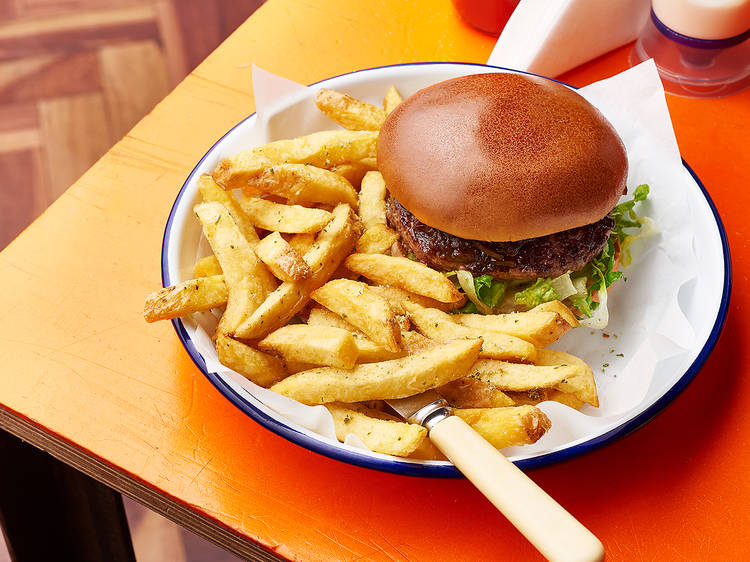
[386,198,614,280]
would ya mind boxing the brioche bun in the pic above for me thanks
[377,73,627,242]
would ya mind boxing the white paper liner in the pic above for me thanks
[187,60,699,461]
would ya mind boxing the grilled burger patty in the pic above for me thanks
[386,197,614,280]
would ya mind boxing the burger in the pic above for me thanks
[377,73,651,326]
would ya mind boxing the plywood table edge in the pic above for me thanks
[0,405,285,562]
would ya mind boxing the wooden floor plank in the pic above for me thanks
[152,0,187,85]
[13,0,147,19]
[0,149,42,248]
[131,507,187,562]
[0,4,158,60]
[99,39,169,139]
[0,51,102,104]
[0,0,20,19]
[0,128,40,153]
[166,0,222,74]
[216,1,265,38]
[0,100,38,133]
[0,53,58,94]
[38,92,114,201]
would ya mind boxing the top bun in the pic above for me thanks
[377,73,628,242]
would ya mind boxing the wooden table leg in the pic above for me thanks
[0,430,136,562]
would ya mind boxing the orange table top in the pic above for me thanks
[1,0,748,560]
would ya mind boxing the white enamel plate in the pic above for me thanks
[162,63,730,477]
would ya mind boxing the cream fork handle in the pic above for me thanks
[429,415,604,562]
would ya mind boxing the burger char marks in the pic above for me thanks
[387,198,614,280]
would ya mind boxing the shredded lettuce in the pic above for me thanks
[453,271,506,314]
[588,238,622,293]
[570,184,653,323]
[579,285,609,329]
[455,270,490,314]
[569,293,594,317]
[569,276,594,317]
[456,300,478,314]
[514,278,561,308]
[549,272,577,301]
[611,184,652,267]
[474,274,506,308]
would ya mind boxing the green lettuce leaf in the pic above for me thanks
[611,184,650,266]
[456,300,478,314]
[569,293,595,317]
[587,238,623,293]
[473,274,506,308]
[514,278,561,308]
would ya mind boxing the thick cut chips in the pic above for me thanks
[270,338,482,404]
[213,130,378,189]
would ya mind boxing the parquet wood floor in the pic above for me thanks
[0,2,262,560]
[0,0,263,249]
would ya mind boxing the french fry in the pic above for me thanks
[535,348,598,407]
[326,404,427,456]
[356,224,399,254]
[215,334,286,387]
[255,232,311,282]
[356,171,400,253]
[383,85,402,115]
[330,160,376,188]
[197,174,260,244]
[258,325,358,369]
[331,262,360,281]
[307,307,409,363]
[403,302,536,362]
[437,377,515,408]
[358,171,388,229]
[288,232,316,255]
[194,202,276,334]
[315,88,386,131]
[533,300,580,328]
[547,390,586,410]
[347,334,408,364]
[367,284,461,313]
[284,359,318,374]
[193,255,222,278]
[307,306,355,331]
[311,279,401,352]
[454,308,573,347]
[454,406,551,449]
[269,338,483,404]
[143,275,227,322]
[213,130,378,189]
[394,314,410,332]
[345,254,463,303]
[468,358,575,391]
[233,203,358,339]
[239,197,332,233]
[242,164,358,208]
[504,389,550,406]
[400,330,432,353]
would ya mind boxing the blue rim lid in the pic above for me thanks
[651,8,750,49]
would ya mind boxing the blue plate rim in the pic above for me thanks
[161,61,732,478]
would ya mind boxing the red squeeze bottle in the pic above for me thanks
[452,0,521,35]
